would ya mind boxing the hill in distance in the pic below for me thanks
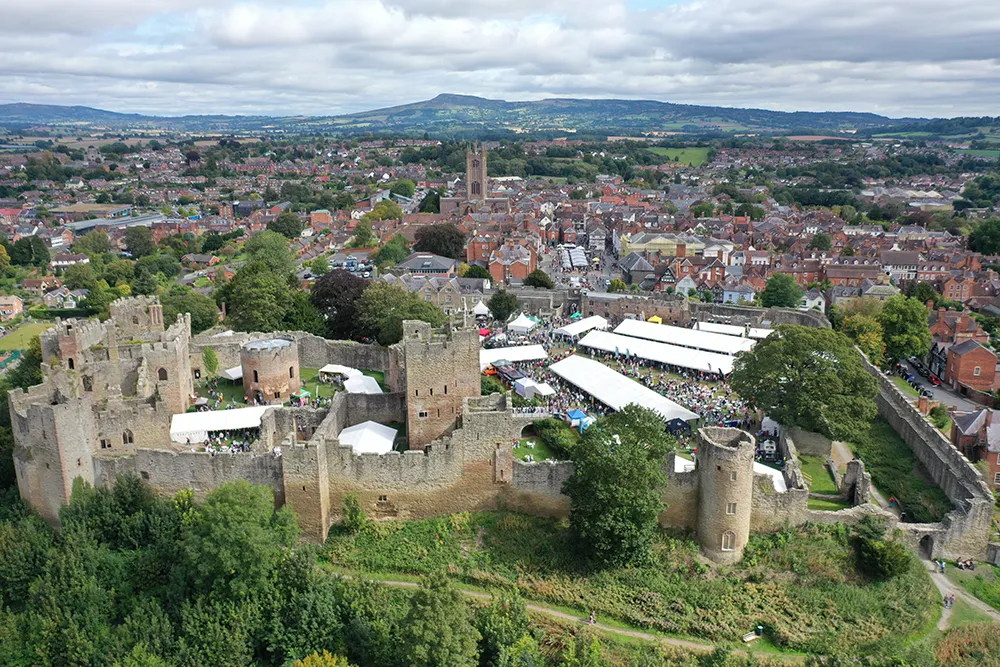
[0,93,929,136]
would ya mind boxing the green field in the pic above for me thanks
[514,437,555,462]
[798,455,840,495]
[946,562,1000,611]
[955,149,1000,159]
[0,322,51,351]
[892,376,920,399]
[646,146,711,166]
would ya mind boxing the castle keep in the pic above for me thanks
[8,296,998,564]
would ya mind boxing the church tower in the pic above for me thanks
[466,144,487,201]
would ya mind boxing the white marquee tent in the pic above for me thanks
[694,321,774,340]
[170,406,270,444]
[318,364,363,381]
[473,300,490,316]
[344,375,383,394]
[219,366,243,381]
[338,421,398,455]
[480,344,548,370]
[553,315,609,339]
[507,313,537,335]
[548,355,698,423]
[614,319,755,355]
[577,329,736,375]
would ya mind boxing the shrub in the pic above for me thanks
[935,623,1000,666]
[856,537,910,581]
[342,494,367,533]
[929,404,948,429]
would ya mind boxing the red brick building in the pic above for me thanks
[950,408,1000,491]
[945,340,998,393]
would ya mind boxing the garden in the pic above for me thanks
[323,510,940,656]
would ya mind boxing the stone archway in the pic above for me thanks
[919,535,934,559]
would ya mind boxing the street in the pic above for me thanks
[898,360,980,413]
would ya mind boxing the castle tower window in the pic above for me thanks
[157,368,168,381]
[67,358,75,370]
[289,366,294,379]
[430,388,433,396]
[122,430,134,445]
[730,471,738,482]
[82,376,93,392]
[418,410,429,418]
[275,391,280,399]
[253,370,259,383]
[726,503,737,515]
[100,439,111,449]
[444,385,447,395]
[721,530,736,551]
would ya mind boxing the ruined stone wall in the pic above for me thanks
[505,460,574,517]
[661,455,699,529]
[863,356,994,558]
[92,400,172,453]
[343,392,406,429]
[191,331,391,375]
[283,440,330,541]
[784,426,833,459]
[751,475,809,531]
[689,302,831,328]
[109,296,165,337]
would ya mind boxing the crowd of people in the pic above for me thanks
[189,426,262,456]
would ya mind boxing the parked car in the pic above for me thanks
[916,365,930,377]
[928,374,942,386]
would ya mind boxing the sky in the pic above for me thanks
[1,0,999,118]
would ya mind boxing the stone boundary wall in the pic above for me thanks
[191,331,391,375]
[862,355,994,559]
[987,542,1000,566]
[689,302,831,328]
[784,426,833,458]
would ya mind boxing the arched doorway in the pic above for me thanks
[919,535,934,559]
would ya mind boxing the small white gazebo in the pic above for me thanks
[507,312,536,335]
[473,300,490,317]
[338,421,397,455]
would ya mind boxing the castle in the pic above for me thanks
[8,296,999,565]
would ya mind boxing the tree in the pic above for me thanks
[462,264,492,280]
[202,346,219,376]
[0,244,8,276]
[487,290,519,322]
[310,269,368,339]
[184,150,201,165]
[124,226,155,258]
[245,230,294,273]
[356,282,447,345]
[841,314,886,366]
[290,652,355,667]
[268,211,304,239]
[341,494,367,533]
[419,190,441,213]
[10,236,49,267]
[200,233,225,253]
[809,233,832,251]
[968,218,1000,254]
[180,481,299,600]
[761,274,803,308]
[309,256,329,276]
[878,295,931,363]
[74,230,112,257]
[414,223,465,259]
[563,405,673,568]
[371,234,410,268]
[608,278,627,293]
[401,572,480,667]
[364,200,403,222]
[63,262,98,290]
[161,291,219,334]
[730,325,878,440]
[282,291,326,336]
[225,262,292,332]
[523,269,554,289]
[348,220,376,248]
[389,179,416,198]
[475,589,529,667]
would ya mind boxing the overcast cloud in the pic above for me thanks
[0,0,998,118]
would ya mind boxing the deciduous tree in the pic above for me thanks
[523,269,554,289]
[878,295,931,363]
[124,226,155,258]
[761,273,803,308]
[414,223,465,259]
[310,269,368,339]
[268,211,304,239]
[401,572,480,667]
[487,290,519,322]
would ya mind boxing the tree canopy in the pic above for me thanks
[124,226,155,258]
[244,230,294,274]
[564,405,673,568]
[487,290,519,322]
[877,295,931,363]
[461,264,492,280]
[413,223,466,259]
[356,281,448,345]
[968,218,1000,254]
[268,211,304,239]
[761,274,803,308]
[523,268,554,289]
[730,325,877,440]
[310,270,368,340]
[401,572,480,667]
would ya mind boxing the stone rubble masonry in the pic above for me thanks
[696,428,757,564]
[241,339,300,402]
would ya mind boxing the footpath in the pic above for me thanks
[923,561,1000,630]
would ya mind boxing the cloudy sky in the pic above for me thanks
[2,0,999,118]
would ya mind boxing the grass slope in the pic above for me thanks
[646,147,710,166]
[0,322,51,351]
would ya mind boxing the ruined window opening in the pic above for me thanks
[730,471,737,482]
[721,530,736,551]
[716,465,722,471]
[275,391,280,399]
[302,486,306,491]
[289,366,294,378]
[82,376,93,392]
[67,358,75,370]
[415,389,419,397]
[437,409,440,417]
[157,367,168,381]
[140,471,149,480]
[418,410,428,418]
[378,495,388,502]
[253,370,259,383]
[444,385,447,395]
[726,503,737,515]
[122,430,133,445]
[430,388,433,395]
[132,316,139,325]
[193,369,201,379]
[100,439,111,449]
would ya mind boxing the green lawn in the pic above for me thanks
[893,376,919,399]
[298,367,339,400]
[808,497,852,511]
[193,276,212,288]
[955,149,1000,159]
[0,322,52,351]
[798,455,840,495]
[646,146,711,166]
[945,563,1000,612]
[514,437,555,462]
[323,512,938,656]
[947,597,995,627]
[849,419,952,523]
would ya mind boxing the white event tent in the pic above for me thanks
[473,300,490,317]
[219,366,243,381]
[479,344,548,370]
[694,321,774,340]
[507,313,537,334]
[548,355,698,423]
[170,406,270,444]
[344,375,383,394]
[338,421,398,455]
[577,329,736,375]
[553,315,609,339]
[614,319,755,355]
[318,364,363,381]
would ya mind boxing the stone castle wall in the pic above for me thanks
[689,302,831,328]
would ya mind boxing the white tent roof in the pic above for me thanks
[480,344,548,370]
[344,375,383,394]
[338,420,397,455]
[473,300,490,316]
[671,454,787,493]
[615,319,755,355]
[534,382,556,397]
[554,315,609,338]
[577,329,736,375]
[695,321,774,340]
[507,312,537,333]
[514,377,537,390]
[170,406,270,444]
[219,366,243,381]
[548,355,698,423]
[319,364,363,378]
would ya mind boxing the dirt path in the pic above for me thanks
[924,561,1000,628]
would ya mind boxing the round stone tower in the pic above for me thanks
[241,338,300,404]
[695,427,756,565]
